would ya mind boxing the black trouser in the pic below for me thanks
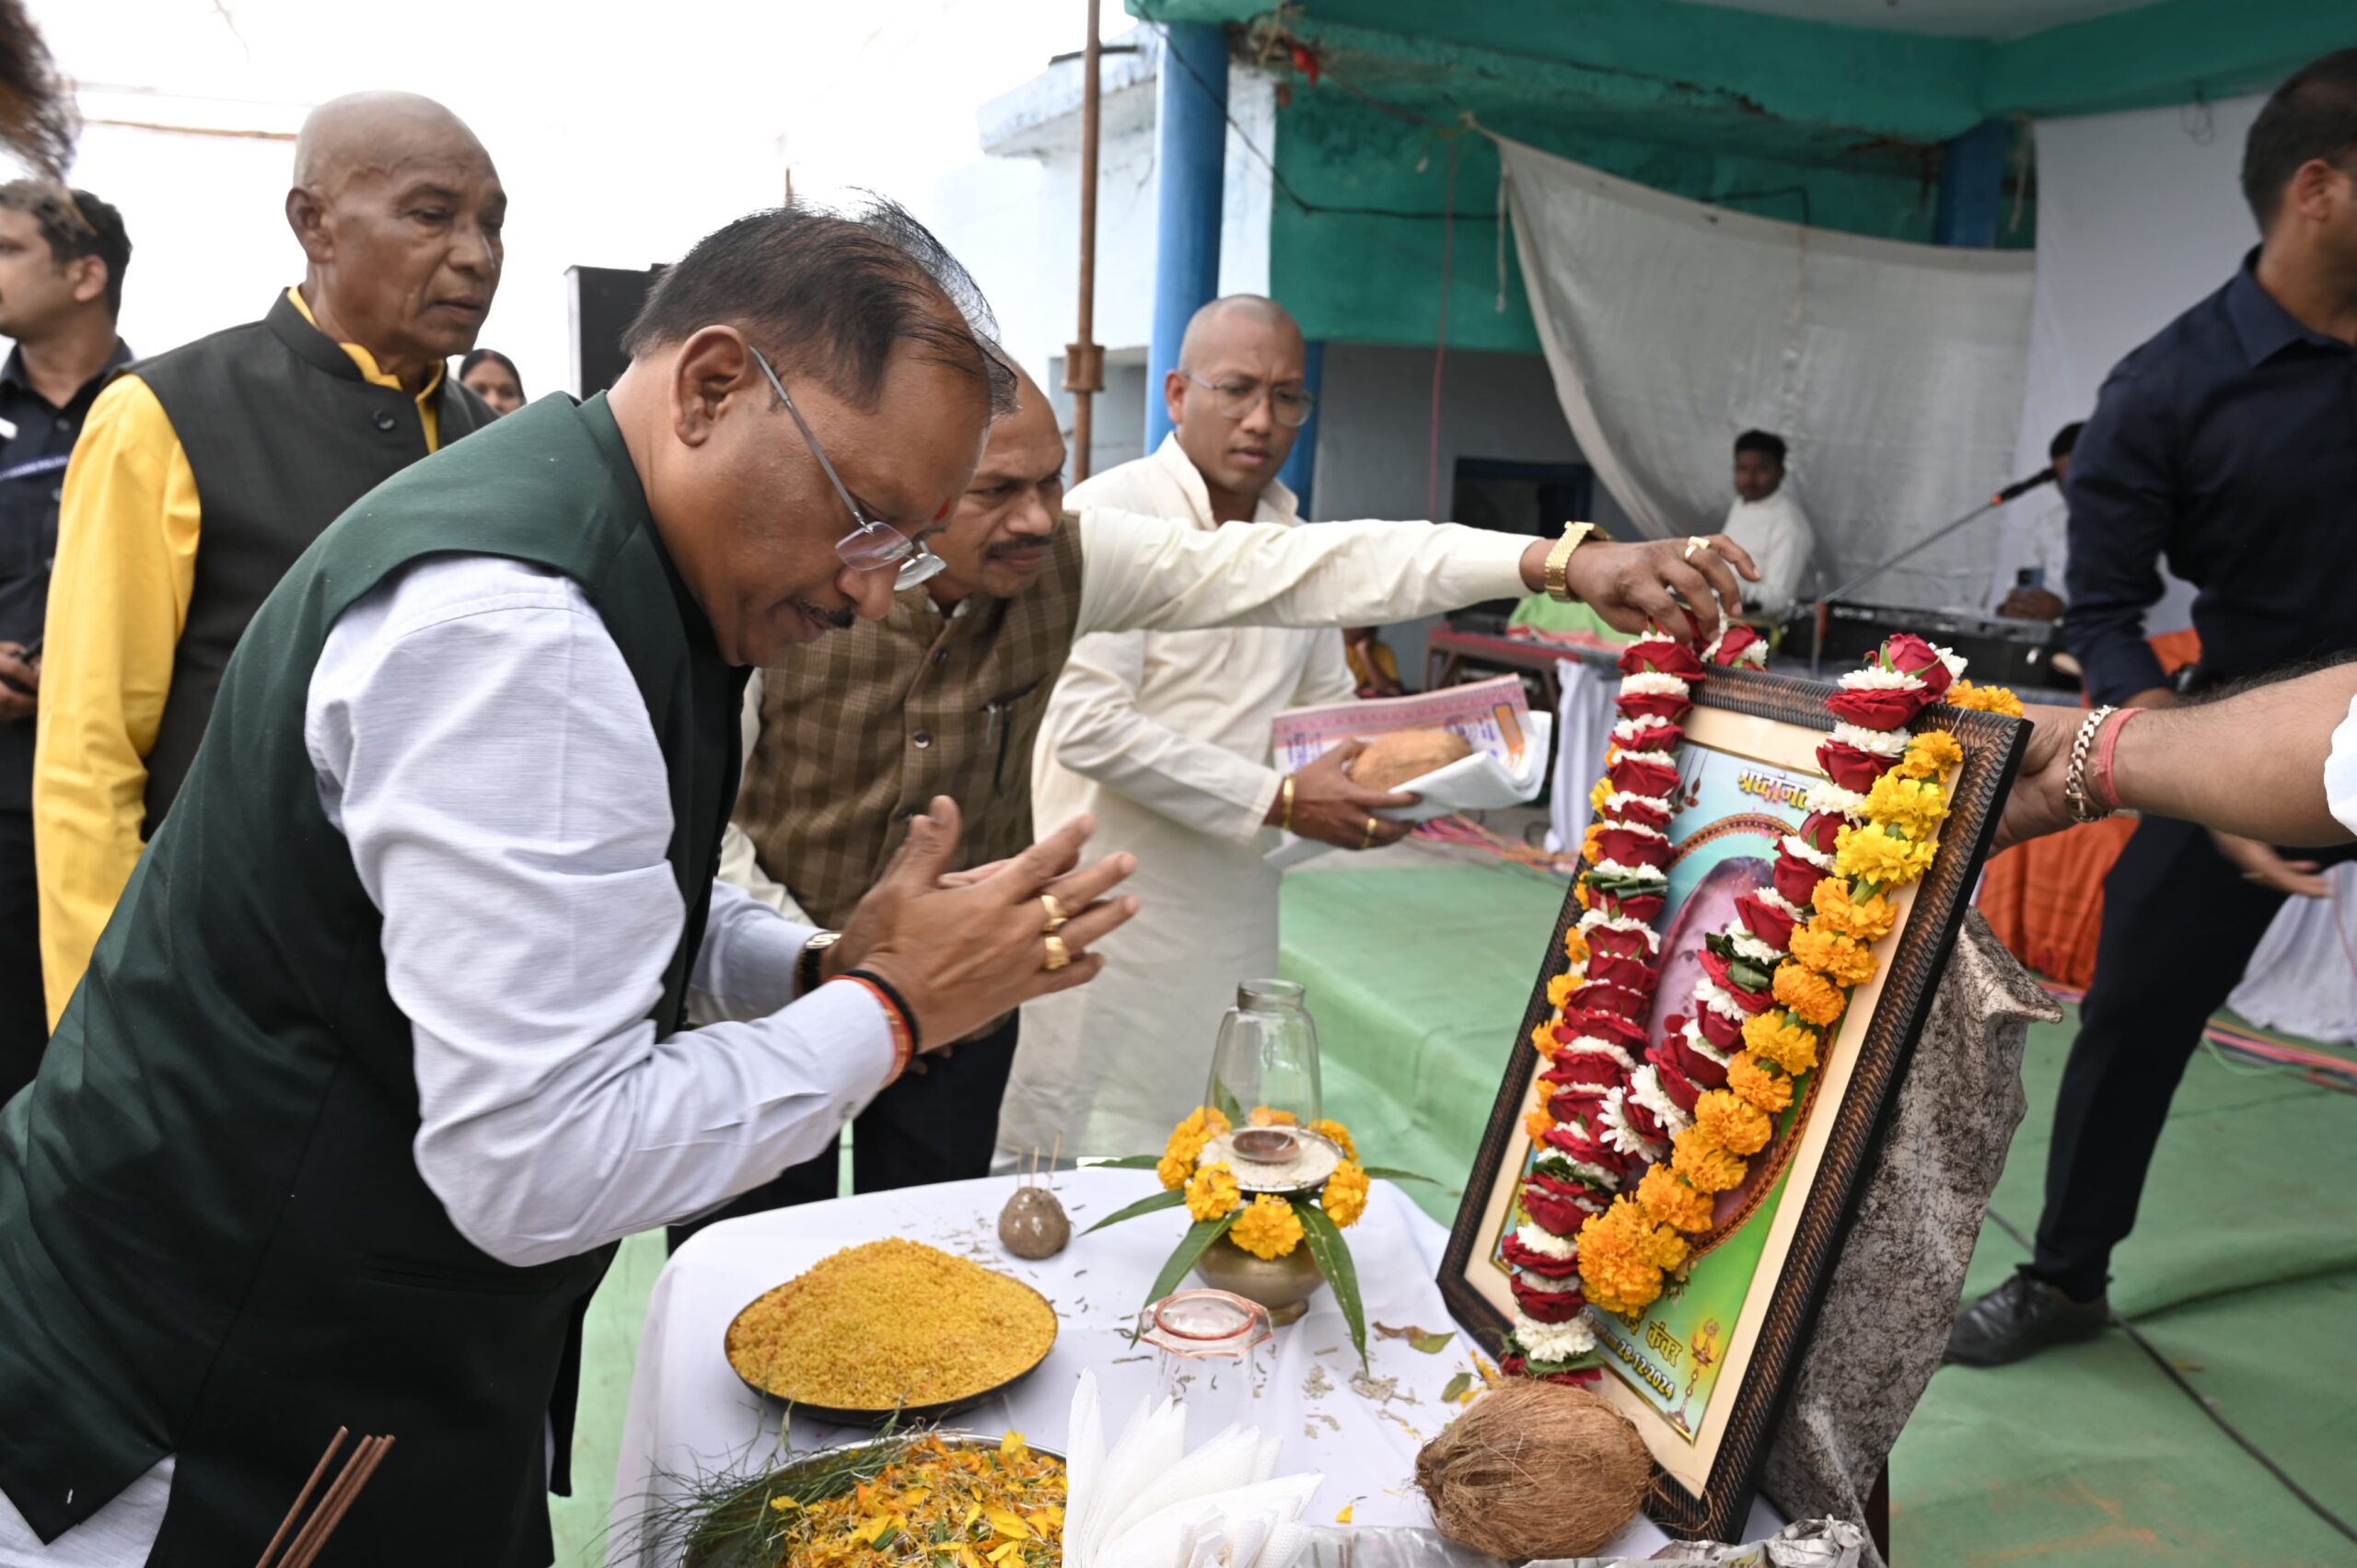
[0,807,44,1105]
[2030,815,2355,1299]
[668,1010,1020,1251]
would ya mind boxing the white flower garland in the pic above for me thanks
[1513,1311,1599,1363]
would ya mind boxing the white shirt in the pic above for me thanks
[1720,488,1815,619]
[2329,692,2357,839]
[0,554,892,1561]
[1000,436,1529,1162]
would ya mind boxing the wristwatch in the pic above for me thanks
[797,930,842,996]
[1543,520,1602,601]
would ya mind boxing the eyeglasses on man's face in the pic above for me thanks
[1180,372,1316,428]
[749,346,946,591]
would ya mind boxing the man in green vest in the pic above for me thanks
[0,199,1137,1564]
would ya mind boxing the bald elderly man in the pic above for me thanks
[723,325,1757,1206]
[34,91,504,1019]
[1007,295,1749,1161]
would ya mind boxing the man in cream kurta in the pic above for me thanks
[1011,428,1350,1161]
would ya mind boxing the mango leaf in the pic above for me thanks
[1084,1154,1167,1170]
[1081,1187,1186,1236]
[1296,1202,1366,1366]
[1140,1213,1240,1312]
[1359,1166,1440,1186]
[1410,1330,1455,1354]
[1440,1371,1476,1404]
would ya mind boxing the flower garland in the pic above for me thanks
[1571,633,2018,1318]
[1497,624,1768,1386]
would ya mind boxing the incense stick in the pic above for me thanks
[254,1426,348,1568]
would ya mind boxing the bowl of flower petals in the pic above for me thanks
[673,1430,1065,1568]
[725,1239,1059,1423]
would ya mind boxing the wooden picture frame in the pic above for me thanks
[1436,666,2026,1541]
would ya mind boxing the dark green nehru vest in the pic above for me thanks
[0,394,742,1563]
[132,290,494,831]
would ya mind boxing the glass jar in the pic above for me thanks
[1137,1289,1276,1439]
[1206,980,1324,1144]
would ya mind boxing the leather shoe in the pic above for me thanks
[1945,1270,2110,1367]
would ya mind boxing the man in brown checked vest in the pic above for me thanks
[711,347,1759,1237]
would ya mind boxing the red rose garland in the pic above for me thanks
[1498,625,1766,1385]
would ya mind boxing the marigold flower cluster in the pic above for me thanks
[1155,1108,1369,1260]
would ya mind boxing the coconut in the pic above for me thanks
[1351,728,1473,792]
[1415,1380,1651,1558]
[997,1184,1071,1260]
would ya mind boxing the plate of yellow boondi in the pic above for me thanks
[725,1238,1060,1423]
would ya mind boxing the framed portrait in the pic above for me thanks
[1436,664,2026,1541]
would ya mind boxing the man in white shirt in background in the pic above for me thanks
[1004,296,1759,1164]
[1721,428,1815,620]
[1992,421,2081,622]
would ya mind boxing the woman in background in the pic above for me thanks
[459,346,525,414]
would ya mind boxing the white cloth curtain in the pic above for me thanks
[1991,94,2266,626]
[1497,135,2035,610]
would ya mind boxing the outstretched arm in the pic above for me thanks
[2000,664,2357,851]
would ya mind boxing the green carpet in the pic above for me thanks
[1279,861,1571,1225]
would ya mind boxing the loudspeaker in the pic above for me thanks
[566,264,662,396]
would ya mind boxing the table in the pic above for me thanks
[1422,624,1622,709]
[606,1169,1781,1563]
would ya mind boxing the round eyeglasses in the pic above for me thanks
[1179,372,1315,428]
[750,347,946,591]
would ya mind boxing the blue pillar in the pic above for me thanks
[1933,119,2007,248]
[1274,340,1324,515]
[1146,19,1229,451]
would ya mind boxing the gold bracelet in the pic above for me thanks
[1280,773,1296,832]
[1543,521,1598,601]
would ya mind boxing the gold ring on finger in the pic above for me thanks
[1043,934,1072,971]
[1362,815,1381,850]
[1039,892,1068,933]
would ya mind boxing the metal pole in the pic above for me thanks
[1806,493,2005,677]
[1065,0,1106,483]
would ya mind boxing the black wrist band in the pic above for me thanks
[842,967,923,1055]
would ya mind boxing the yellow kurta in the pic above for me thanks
[33,288,443,1024]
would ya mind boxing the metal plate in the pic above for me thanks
[724,1270,1060,1427]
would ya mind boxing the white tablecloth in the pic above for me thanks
[606,1169,1782,1563]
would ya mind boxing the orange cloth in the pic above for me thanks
[1975,629,2203,986]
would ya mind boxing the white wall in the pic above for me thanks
[1993,93,2267,629]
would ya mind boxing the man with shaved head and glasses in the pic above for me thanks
[718,290,1759,1194]
[0,199,1142,1563]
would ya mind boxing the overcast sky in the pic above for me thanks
[33,0,1126,388]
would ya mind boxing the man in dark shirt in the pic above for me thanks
[0,181,129,1101]
[1949,50,2357,1366]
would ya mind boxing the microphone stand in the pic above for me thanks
[1805,474,2052,677]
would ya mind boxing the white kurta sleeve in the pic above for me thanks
[307,556,897,1269]
[1073,508,1529,635]
[2329,691,2357,839]
[1038,628,1283,842]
